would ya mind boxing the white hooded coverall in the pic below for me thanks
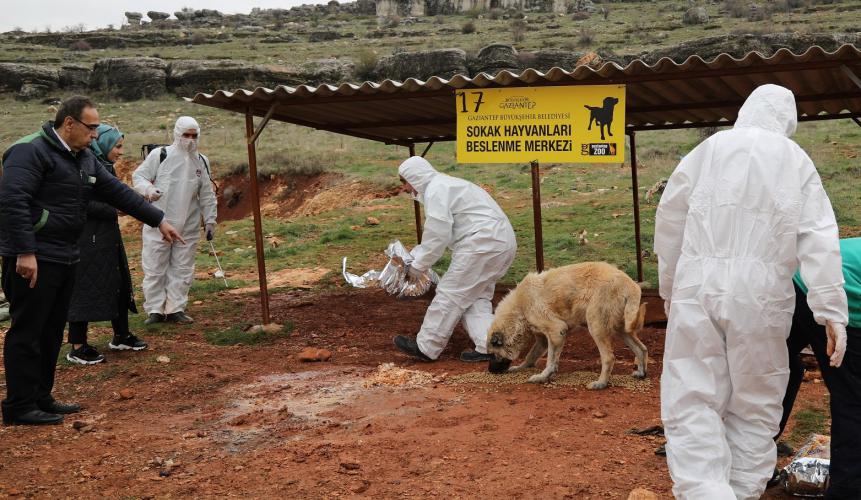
[133,117,218,315]
[655,84,848,499]
[399,157,517,359]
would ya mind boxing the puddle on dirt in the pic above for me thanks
[213,366,442,453]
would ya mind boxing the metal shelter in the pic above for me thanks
[190,44,861,324]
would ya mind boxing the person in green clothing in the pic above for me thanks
[776,237,861,499]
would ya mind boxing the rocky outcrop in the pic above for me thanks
[377,0,426,17]
[90,57,166,100]
[524,49,586,71]
[296,58,355,85]
[376,48,468,81]
[0,63,59,100]
[165,58,355,94]
[125,12,143,25]
[59,64,91,89]
[147,11,171,21]
[635,32,861,65]
[166,59,301,94]
[473,44,519,75]
[682,7,709,25]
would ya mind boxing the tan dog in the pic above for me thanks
[486,262,647,388]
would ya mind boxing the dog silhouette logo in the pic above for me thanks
[584,96,620,140]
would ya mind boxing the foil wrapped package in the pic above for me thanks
[343,240,439,298]
[780,434,830,497]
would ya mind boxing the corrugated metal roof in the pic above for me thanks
[190,44,861,144]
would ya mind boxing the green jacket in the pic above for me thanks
[794,237,861,328]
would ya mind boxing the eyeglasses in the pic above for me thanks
[71,116,100,131]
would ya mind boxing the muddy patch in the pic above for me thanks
[214,366,442,452]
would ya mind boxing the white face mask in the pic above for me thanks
[180,137,198,153]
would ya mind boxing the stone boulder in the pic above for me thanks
[166,59,302,95]
[473,43,519,76]
[90,57,167,100]
[59,64,91,89]
[682,6,709,25]
[309,31,340,42]
[147,11,171,21]
[524,49,586,71]
[0,63,59,99]
[125,12,142,26]
[295,58,355,85]
[375,48,468,81]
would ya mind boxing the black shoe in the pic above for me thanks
[766,467,782,488]
[3,409,63,426]
[66,344,105,365]
[39,401,81,415]
[144,313,165,325]
[393,335,432,362]
[165,311,194,324]
[776,441,794,457]
[109,334,148,351]
[459,350,493,363]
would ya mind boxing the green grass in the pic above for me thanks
[204,321,294,346]
[4,1,860,68]
[785,405,830,448]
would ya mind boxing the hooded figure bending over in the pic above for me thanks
[393,157,517,363]
[655,84,848,500]
[133,117,217,325]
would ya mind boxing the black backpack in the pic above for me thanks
[140,143,218,195]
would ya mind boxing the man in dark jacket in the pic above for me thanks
[0,96,183,426]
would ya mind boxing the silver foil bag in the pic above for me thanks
[780,434,831,497]
[343,240,439,298]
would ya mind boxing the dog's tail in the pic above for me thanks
[624,292,647,336]
[584,105,599,111]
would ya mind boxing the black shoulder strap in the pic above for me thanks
[160,147,167,164]
[198,153,219,195]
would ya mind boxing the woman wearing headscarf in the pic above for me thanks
[66,124,148,364]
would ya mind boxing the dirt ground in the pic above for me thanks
[0,288,825,499]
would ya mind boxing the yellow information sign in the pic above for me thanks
[456,85,626,164]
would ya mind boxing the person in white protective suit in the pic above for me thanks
[133,117,217,325]
[392,156,517,363]
[655,84,849,500]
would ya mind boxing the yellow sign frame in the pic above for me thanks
[456,85,626,164]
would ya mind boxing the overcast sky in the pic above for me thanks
[3,1,331,33]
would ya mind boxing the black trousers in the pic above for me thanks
[778,283,861,499]
[68,282,130,344]
[1,257,76,418]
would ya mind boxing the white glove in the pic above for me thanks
[405,264,425,282]
[145,186,163,202]
[826,321,847,368]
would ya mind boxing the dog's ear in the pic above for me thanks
[490,332,504,347]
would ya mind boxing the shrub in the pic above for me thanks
[68,40,92,51]
[462,20,477,34]
[578,26,596,46]
[488,8,503,20]
[354,48,378,81]
[511,18,527,43]
[724,0,747,18]
[189,32,206,45]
